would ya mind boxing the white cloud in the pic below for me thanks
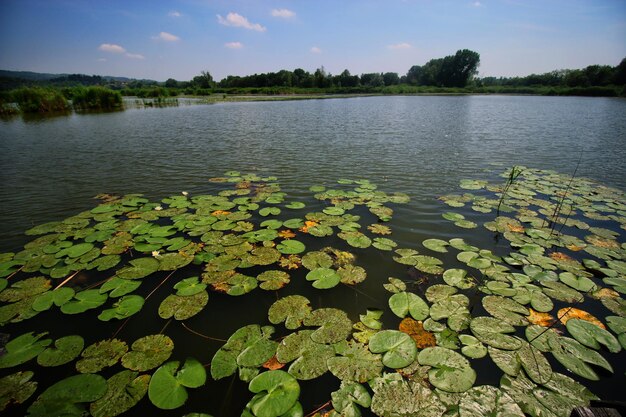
[225,41,243,49]
[153,31,180,42]
[98,43,126,53]
[125,53,145,60]
[217,12,266,32]
[471,1,483,7]
[310,46,322,54]
[271,8,295,18]
[169,11,182,17]
[388,42,412,50]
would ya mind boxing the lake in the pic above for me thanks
[0,95,625,417]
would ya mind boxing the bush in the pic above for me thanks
[72,86,123,110]
[11,87,70,113]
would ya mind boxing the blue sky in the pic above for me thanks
[1,0,625,81]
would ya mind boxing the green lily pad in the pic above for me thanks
[116,257,160,279]
[370,373,445,417]
[0,332,51,368]
[559,272,597,292]
[517,342,552,384]
[98,295,144,321]
[423,239,449,253]
[417,346,476,393]
[548,336,612,380]
[258,270,290,290]
[359,309,383,330]
[60,289,108,315]
[338,265,367,285]
[301,251,333,270]
[148,358,206,410]
[331,381,372,417]
[327,340,383,383]
[0,371,37,411]
[285,202,306,209]
[26,374,107,417]
[275,330,334,380]
[99,277,141,297]
[306,268,341,289]
[90,370,150,417]
[246,370,300,417]
[268,295,312,330]
[173,276,207,296]
[0,276,51,302]
[470,317,522,350]
[276,240,305,255]
[482,296,529,326]
[383,277,406,293]
[541,281,584,303]
[388,291,429,320]
[458,385,525,417]
[55,242,94,259]
[303,308,352,344]
[31,287,75,312]
[372,237,397,251]
[369,330,417,369]
[443,269,475,289]
[414,255,444,275]
[259,207,281,216]
[37,335,84,367]
[76,338,128,374]
[158,252,193,271]
[158,291,208,320]
[122,334,174,371]
[566,319,621,353]
[488,346,521,377]
[459,335,488,359]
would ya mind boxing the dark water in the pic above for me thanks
[1,95,625,416]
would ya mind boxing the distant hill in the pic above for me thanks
[0,70,157,90]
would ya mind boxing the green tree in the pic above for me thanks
[614,57,626,85]
[192,71,214,89]
[164,78,178,88]
[406,65,423,85]
[383,72,400,86]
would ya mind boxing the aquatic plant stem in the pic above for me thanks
[145,270,176,301]
[181,322,227,342]
[6,266,24,280]
[496,166,523,217]
[305,400,331,417]
[54,270,81,290]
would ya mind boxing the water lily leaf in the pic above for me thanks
[276,240,305,255]
[259,207,281,217]
[372,237,397,251]
[99,277,141,297]
[558,272,597,292]
[459,335,487,359]
[417,346,476,393]
[306,268,341,289]
[359,309,383,330]
[26,374,107,417]
[0,332,51,368]
[393,248,420,265]
[482,296,529,326]
[529,289,553,313]
[98,295,144,321]
[116,257,160,279]
[246,370,300,417]
[443,268,475,289]
[285,202,306,209]
[606,316,626,334]
[541,281,584,303]
[601,296,626,317]
[369,330,417,369]
[257,270,290,291]
[517,342,552,384]
[173,276,206,296]
[341,231,372,249]
[275,330,334,380]
[122,334,174,371]
[0,276,50,302]
[0,371,37,411]
[566,319,621,353]
[370,373,446,417]
[414,255,444,275]
[399,317,437,349]
[548,336,612,380]
[148,358,206,410]
[304,308,352,344]
[338,265,366,285]
[388,291,429,320]
[383,277,406,293]
[455,220,477,229]
[87,254,121,271]
[158,291,208,320]
[158,252,193,271]
[31,287,75,312]
[90,370,150,417]
[331,381,372,417]
[470,317,522,350]
[76,338,128,373]
[301,251,333,270]
[60,289,108,314]
[557,307,605,328]
[55,242,94,259]
[458,385,525,417]
[268,295,312,330]
[37,335,83,367]
[211,325,276,381]
[327,340,383,383]
[423,239,449,253]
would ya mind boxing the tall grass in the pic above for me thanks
[71,86,122,110]
[10,87,69,113]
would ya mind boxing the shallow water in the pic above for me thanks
[0,95,625,416]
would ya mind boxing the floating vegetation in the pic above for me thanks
[0,168,624,416]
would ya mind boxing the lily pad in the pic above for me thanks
[158,291,208,320]
[90,370,150,417]
[422,238,449,253]
[31,287,75,311]
[331,381,372,417]
[418,346,476,393]
[76,338,128,374]
[0,332,51,368]
[470,316,522,350]
[459,385,525,417]
[148,358,206,410]
[276,240,306,255]
[369,330,417,369]
[122,334,174,371]
[99,277,141,297]
[327,341,383,383]
[37,335,84,367]
[246,370,300,417]
[482,296,529,326]
[275,330,334,380]
[388,291,429,320]
[98,295,144,321]
[306,268,341,289]
[0,371,37,411]
[443,268,475,290]
[26,374,107,417]
[548,336,613,380]
[301,251,333,270]
[116,257,160,280]
[559,272,597,292]
[268,295,312,329]
[303,308,353,344]
[173,276,207,296]
[258,270,290,291]
[566,319,621,353]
